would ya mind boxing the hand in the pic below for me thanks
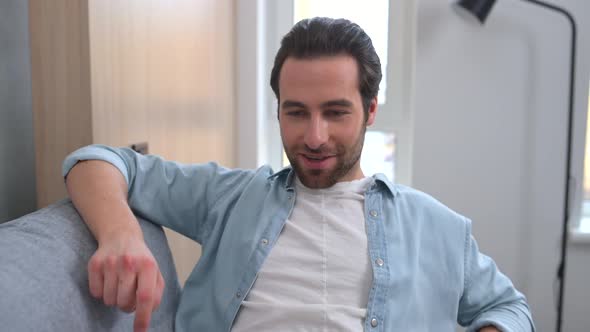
[479,326,501,332]
[87,233,165,332]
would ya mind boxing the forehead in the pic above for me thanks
[278,55,361,102]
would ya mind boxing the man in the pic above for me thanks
[63,17,534,332]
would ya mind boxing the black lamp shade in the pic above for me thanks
[456,0,497,24]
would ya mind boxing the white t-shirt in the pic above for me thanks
[231,176,374,332]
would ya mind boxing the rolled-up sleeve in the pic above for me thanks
[63,144,132,184]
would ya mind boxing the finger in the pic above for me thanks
[102,256,119,306]
[153,272,165,310]
[88,257,105,299]
[134,260,157,332]
[117,255,138,312]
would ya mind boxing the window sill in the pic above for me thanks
[569,228,590,244]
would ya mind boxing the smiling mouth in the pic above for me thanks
[302,153,336,160]
[300,154,336,169]
[304,155,331,160]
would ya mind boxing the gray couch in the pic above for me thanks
[0,199,181,331]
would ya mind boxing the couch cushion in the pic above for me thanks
[0,199,181,331]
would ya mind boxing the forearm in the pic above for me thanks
[65,160,143,243]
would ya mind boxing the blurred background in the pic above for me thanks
[1,0,589,330]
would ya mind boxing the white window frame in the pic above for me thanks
[570,84,590,238]
[236,0,417,186]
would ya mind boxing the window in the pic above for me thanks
[360,131,395,181]
[580,86,590,232]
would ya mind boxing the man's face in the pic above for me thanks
[278,55,377,189]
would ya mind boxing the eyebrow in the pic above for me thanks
[321,99,353,108]
[281,100,306,109]
[281,99,353,109]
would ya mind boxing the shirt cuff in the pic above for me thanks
[62,144,131,185]
[467,307,534,332]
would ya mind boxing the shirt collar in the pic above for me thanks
[268,166,296,190]
[372,173,398,197]
[269,167,397,196]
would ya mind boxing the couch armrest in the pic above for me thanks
[0,199,181,331]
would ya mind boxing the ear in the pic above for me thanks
[366,97,378,126]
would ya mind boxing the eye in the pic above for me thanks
[286,110,306,117]
[326,110,349,117]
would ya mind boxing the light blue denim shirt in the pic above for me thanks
[63,145,535,332]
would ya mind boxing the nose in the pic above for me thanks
[303,114,328,150]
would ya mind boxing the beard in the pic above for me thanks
[284,125,367,189]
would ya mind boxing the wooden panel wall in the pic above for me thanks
[88,0,235,166]
[29,0,94,208]
[87,0,235,285]
[30,0,235,285]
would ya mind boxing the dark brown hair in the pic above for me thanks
[270,17,382,115]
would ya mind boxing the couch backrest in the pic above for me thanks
[0,199,181,331]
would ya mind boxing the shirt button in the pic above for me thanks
[376,258,384,267]
[236,291,242,298]
[369,210,378,217]
[371,318,378,327]
[261,238,269,245]
[288,194,293,200]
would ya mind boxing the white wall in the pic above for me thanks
[414,0,590,330]
[564,244,590,331]
[0,0,37,222]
